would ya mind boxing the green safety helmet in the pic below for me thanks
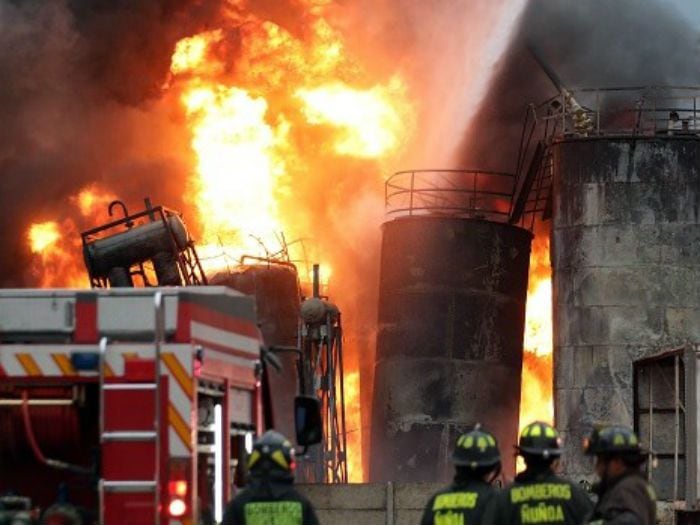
[452,425,501,469]
[247,430,296,473]
[583,425,644,457]
[517,421,562,459]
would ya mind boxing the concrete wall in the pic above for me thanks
[297,483,441,525]
[298,483,682,525]
[551,137,700,480]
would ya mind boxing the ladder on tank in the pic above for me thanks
[98,292,165,525]
[509,92,560,229]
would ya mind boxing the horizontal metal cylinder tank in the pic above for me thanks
[370,216,532,482]
[552,137,700,480]
[83,216,189,278]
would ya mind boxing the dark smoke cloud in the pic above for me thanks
[67,0,222,105]
[0,0,220,286]
[458,0,700,172]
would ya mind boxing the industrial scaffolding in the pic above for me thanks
[297,265,348,484]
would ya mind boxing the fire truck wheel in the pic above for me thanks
[40,504,82,525]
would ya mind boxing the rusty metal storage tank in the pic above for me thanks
[370,170,532,482]
[210,261,301,438]
[547,87,700,485]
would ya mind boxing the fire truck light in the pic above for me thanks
[168,498,187,518]
[69,352,100,371]
[168,480,188,497]
[214,403,223,523]
[245,432,253,454]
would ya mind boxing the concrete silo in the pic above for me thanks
[549,89,700,479]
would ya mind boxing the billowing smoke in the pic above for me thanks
[0,0,220,286]
[458,0,700,171]
[327,0,527,168]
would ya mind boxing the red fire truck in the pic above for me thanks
[0,286,319,525]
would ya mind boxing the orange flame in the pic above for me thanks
[73,184,117,218]
[27,221,85,288]
[169,7,414,482]
[28,222,61,254]
[25,3,415,484]
[343,370,362,482]
[296,78,409,158]
[522,232,553,411]
[181,84,286,263]
[170,30,223,75]
[519,228,554,468]
[27,185,120,288]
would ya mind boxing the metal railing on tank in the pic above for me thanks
[385,169,518,224]
[532,86,700,138]
[507,86,700,229]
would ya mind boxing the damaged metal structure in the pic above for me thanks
[210,259,302,441]
[370,169,534,481]
[81,198,207,288]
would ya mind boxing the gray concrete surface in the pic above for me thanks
[297,482,441,525]
[299,482,681,524]
[551,137,700,483]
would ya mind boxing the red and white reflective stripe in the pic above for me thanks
[0,346,83,377]
[0,345,123,377]
[176,301,259,342]
[0,344,194,457]
[161,346,194,457]
[191,321,259,361]
[202,348,257,372]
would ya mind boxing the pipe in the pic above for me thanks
[312,264,320,298]
[20,391,92,475]
[527,44,593,133]
[0,399,74,406]
[527,44,564,91]
[214,403,224,523]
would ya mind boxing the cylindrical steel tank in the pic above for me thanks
[551,136,700,479]
[83,216,189,283]
[210,264,301,438]
[370,216,532,482]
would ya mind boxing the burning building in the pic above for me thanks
[8,1,700,506]
[4,0,561,487]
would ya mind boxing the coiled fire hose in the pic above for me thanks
[21,391,92,475]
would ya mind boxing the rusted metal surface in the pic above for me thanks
[210,264,301,439]
[370,216,531,482]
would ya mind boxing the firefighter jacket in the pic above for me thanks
[420,477,498,525]
[587,472,656,525]
[482,469,593,525]
[222,477,319,525]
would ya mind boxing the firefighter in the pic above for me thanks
[222,430,319,525]
[420,425,501,525]
[483,421,592,525]
[584,425,656,525]
[668,111,682,134]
